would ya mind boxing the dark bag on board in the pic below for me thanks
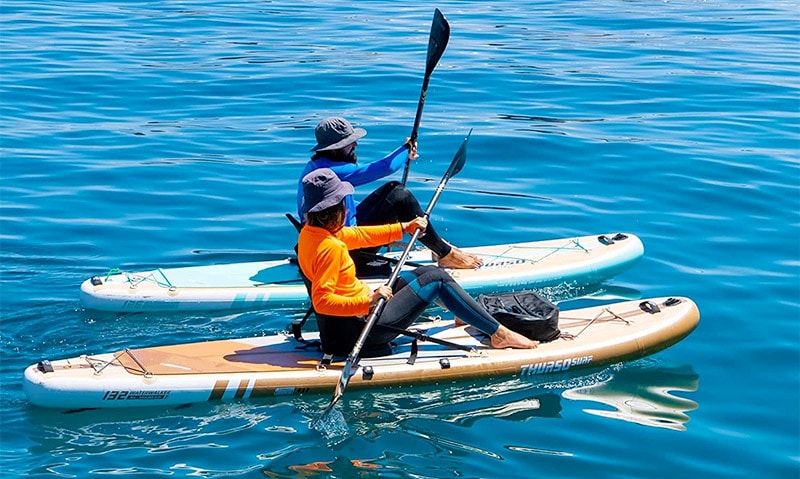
[477,290,560,342]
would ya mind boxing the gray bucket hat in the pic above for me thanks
[310,117,367,152]
[301,168,354,215]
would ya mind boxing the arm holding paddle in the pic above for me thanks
[404,137,419,162]
[368,216,428,307]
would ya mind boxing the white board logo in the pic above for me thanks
[482,258,527,269]
[102,390,170,400]
[520,356,593,375]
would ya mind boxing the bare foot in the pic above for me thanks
[490,325,538,349]
[436,246,483,269]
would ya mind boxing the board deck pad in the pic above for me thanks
[80,233,644,312]
[24,296,699,409]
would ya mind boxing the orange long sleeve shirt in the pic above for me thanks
[297,223,403,317]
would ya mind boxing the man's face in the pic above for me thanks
[339,141,358,163]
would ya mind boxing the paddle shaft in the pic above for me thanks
[401,8,450,186]
[407,75,432,148]
[321,131,470,415]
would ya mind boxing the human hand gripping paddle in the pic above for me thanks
[313,130,472,428]
[400,8,450,187]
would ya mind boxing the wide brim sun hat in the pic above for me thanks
[310,117,367,151]
[301,168,355,214]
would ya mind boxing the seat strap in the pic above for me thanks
[357,319,476,365]
[316,354,334,371]
[291,307,315,342]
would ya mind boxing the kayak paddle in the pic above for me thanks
[401,8,450,187]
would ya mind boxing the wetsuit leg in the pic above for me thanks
[364,266,500,348]
[396,265,500,335]
[356,181,452,257]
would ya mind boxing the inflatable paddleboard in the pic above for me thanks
[24,296,698,409]
[79,232,644,312]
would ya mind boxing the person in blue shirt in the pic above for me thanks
[296,117,482,274]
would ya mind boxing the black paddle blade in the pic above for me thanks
[444,129,471,180]
[426,9,450,76]
[403,8,451,186]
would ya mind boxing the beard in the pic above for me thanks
[314,147,357,164]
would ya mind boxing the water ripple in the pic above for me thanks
[2,1,798,478]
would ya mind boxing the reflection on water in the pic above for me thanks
[446,392,563,427]
[259,379,571,476]
[562,360,699,431]
[409,391,562,431]
[21,402,309,477]
[19,362,699,477]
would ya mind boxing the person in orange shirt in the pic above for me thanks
[297,168,537,356]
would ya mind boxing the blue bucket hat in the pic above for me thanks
[301,168,354,215]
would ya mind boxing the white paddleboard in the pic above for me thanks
[24,296,698,409]
[79,232,644,312]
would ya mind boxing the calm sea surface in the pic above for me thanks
[1,0,798,477]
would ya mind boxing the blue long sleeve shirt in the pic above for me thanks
[296,144,409,226]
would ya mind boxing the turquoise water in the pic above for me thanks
[1,0,798,477]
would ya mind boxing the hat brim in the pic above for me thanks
[303,180,354,214]
[310,128,367,152]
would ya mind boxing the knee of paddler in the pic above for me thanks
[413,264,448,283]
[410,266,456,298]
[384,181,416,203]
